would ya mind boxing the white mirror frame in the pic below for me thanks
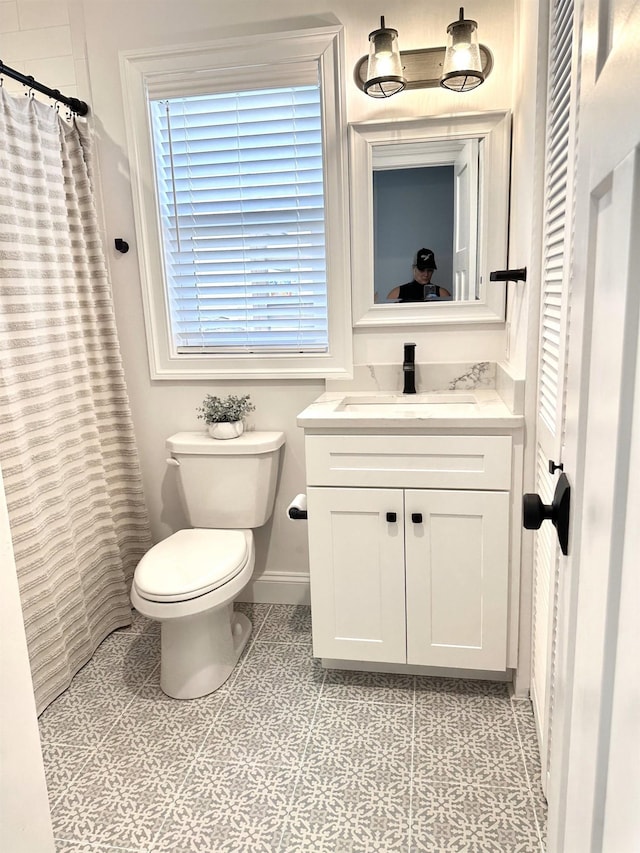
[349,110,511,327]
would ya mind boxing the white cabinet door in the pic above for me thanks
[306,486,406,663]
[405,489,510,670]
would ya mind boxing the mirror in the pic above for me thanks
[349,111,511,327]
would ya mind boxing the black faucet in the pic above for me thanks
[403,342,416,394]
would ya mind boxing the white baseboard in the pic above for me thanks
[238,571,311,605]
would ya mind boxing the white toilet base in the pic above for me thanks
[160,605,251,699]
[131,529,255,700]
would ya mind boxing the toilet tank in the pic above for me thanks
[166,431,285,529]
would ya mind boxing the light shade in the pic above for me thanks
[364,16,406,98]
[441,7,485,92]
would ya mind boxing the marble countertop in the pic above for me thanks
[297,389,524,431]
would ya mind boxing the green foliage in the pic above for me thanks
[196,393,255,424]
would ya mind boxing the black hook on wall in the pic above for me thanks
[114,238,129,254]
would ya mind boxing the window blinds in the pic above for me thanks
[149,85,328,353]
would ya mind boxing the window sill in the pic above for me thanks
[148,352,353,381]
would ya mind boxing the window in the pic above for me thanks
[150,85,328,353]
[120,27,351,379]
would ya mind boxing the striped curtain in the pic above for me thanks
[0,90,152,715]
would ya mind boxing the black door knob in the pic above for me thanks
[411,513,423,524]
[386,512,397,523]
[523,472,571,555]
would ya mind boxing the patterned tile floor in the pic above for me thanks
[39,604,547,852]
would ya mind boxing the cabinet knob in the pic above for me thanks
[411,513,423,524]
[386,512,397,523]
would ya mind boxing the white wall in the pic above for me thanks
[0,1,89,103]
[504,0,549,692]
[2,0,517,593]
[507,0,547,378]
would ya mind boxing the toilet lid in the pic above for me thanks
[133,529,250,602]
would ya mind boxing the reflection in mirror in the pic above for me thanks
[349,112,510,328]
[374,167,454,303]
[373,138,479,304]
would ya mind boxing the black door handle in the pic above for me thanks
[411,513,423,524]
[386,512,397,523]
[523,473,571,555]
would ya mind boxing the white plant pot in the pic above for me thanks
[208,421,244,440]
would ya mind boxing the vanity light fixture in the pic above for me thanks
[440,7,485,92]
[356,8,491,98]
[363,16,406,98]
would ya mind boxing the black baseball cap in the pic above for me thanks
[415,248,437,270]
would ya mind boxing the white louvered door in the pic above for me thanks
[530,0,581,796]
[545,1,640,847]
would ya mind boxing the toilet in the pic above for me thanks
[131,430,285,699]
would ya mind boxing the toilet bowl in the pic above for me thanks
[131,529,255,699]
[131,430,285,699]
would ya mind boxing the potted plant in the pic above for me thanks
[197,393,255,440]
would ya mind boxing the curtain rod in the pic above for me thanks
[0,59,89,116]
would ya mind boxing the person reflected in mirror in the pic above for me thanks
[386,248,452,302]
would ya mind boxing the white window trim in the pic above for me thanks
[119,26,352,380]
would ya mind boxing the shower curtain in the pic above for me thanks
[0,90,152,715]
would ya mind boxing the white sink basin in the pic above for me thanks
[336,393,477,414]
[296,388,523,429]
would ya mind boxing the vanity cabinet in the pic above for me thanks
[305,433,512,672]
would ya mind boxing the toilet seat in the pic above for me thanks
[133,528,251,603]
